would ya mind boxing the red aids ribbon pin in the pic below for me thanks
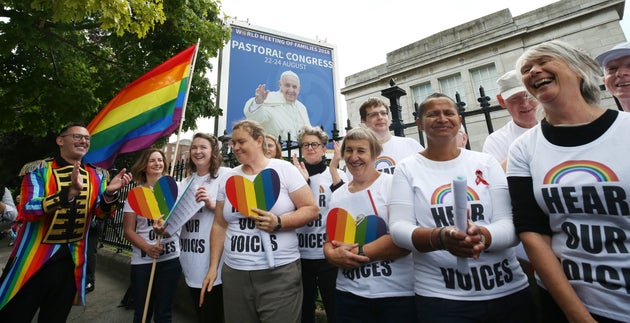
[475,169,489,186]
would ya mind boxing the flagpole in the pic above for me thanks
[170,39,201,176]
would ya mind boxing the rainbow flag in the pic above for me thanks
[84,44,197,169]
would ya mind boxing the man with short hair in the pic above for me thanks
[244,70,312,141]
[483,71,540,306]
[482,70,538,170]
[0,123,132,322]
[596,41,630,112]
[359,97,423,174]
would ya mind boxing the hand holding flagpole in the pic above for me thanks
[127,176,178,323]
[142,228,162,323]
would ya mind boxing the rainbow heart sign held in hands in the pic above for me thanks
[127,176,178,221]
[225,168,281,215]
[225,168,281,267]
[326,208,387,246]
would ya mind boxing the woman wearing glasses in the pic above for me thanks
[359,98,423,174]
[292,126,347,323]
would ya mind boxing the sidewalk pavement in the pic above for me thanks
[0,237,196,323]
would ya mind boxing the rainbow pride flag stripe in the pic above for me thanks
[84,45,197,169]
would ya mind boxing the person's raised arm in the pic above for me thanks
[244,84,271,114]
[254,84,270,104]
[328,141,345,190]
[103,168,132,203]
[292,154,309,182]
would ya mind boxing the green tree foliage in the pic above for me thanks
[0,0,231,190]
[30,0,166,37]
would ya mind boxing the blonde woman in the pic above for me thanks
[201,120,318,322]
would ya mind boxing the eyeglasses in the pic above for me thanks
[60,133,91,141]
[301,142,322,149]
[366,111,388,119]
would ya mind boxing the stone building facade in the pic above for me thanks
[340,0,627,151]
[163,139,191,166]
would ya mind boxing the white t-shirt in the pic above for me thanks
[482,119,533,261]
[482,120,531,163]
[507,112,630,322]
[390,149,528,300]
[124,199,181,265]
[331,173,414,299]
[178,167,231,288]
[296,168,347,259]
[376,136,423,175]
[217,159,307,270]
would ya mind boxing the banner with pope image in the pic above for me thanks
[220,20,338,144]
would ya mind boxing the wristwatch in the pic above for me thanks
[358,245,365,256]
[273,215,282,232]
[104,190,119,199]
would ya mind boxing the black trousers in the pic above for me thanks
[187,285,224,323]
[0,246,76,323]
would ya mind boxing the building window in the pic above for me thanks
[411,82,433,111]
[470,64,498,104]
[438,74,466,105]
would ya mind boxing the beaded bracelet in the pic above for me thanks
[437,227,447,250]
[428,228,436,250]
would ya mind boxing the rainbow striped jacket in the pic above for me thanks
[0,157,112,309]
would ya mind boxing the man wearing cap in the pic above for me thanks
[596,41,630,112]
[482,70,538,170]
